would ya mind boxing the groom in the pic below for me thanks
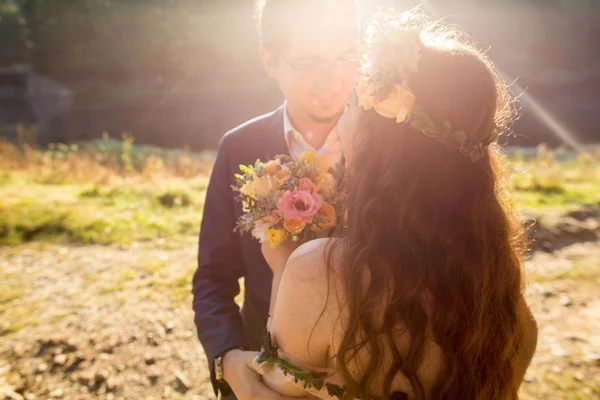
[192,0,358,399]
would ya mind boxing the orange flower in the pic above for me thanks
[283,219,306,235]
[274,165,292,185]
[311,202,337,232]
[263,159,281,175]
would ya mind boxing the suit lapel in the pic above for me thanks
[265,105,289,158]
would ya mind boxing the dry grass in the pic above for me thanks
[1,136,598,247]
[0,134,213,245]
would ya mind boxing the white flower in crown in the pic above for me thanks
[365,18,422,78]
[385,26,422,75]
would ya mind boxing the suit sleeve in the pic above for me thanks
[192,134,246,395]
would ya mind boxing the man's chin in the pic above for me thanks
[309,109,345,124]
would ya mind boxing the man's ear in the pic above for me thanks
[260,46,279,79]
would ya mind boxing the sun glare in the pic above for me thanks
[418,0,585,150]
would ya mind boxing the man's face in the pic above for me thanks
[264,10,358,123]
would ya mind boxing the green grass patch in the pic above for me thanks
[170,273,193,303]
[156,189,194,208]
[0,179,205,246]
[505,148,599,211]
[50,312,72,324]
[520,365,600,400]
[1,138,598,246]
[528,258,600,285]
[0,282,25,304]
[0,270,41,336]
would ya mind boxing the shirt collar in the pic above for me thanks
[282,102,340,152]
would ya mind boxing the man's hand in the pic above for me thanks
[261,239,300,275]
[222,349,299,400]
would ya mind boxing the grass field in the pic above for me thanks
[0,136,214,246]
[0,136,598,399]
[1,137,598,247]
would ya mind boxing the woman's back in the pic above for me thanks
[268,238,444,399]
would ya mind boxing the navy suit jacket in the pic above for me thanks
[192,106,289,396]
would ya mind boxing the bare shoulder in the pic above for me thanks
[271,238,344,365]
[277,237,345,321]
[285,238,343,284]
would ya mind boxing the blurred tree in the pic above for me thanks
[16,0,260,89]
[0,0,29,66]
[2,0,597,148]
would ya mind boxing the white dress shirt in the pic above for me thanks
[283,104,344,167]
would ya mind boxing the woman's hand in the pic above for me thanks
[261,239,300,275]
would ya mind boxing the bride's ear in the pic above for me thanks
[260,46,279,79]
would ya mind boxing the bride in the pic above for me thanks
[256,10,538,400]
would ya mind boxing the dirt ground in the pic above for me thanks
[1,235,599,399]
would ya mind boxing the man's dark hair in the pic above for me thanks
[255,0,358,54]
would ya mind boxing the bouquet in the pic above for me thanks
[233,151,345,248]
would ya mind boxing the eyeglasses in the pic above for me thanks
[281,55,358,76]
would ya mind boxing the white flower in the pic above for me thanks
[385,27,422,74]
[240,174,279,199]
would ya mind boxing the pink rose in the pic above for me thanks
[277,189,322,224]
[298,177,316,193]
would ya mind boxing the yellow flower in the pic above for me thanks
[311,202,337,232]
[374,84,416,123]
[252,213,282,242]
[318,155,330,172]
[241,175,278,199]
[298,151,320,166]
[283,219,306,235]
[239,182,255,198]
[267,227,288,248]
[357,78,416,124]
[297,151,329,173]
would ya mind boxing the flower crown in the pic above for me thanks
[357,10,499,163]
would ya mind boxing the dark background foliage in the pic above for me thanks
[0,0,598,150]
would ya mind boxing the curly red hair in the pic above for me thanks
[328,13,528,400]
